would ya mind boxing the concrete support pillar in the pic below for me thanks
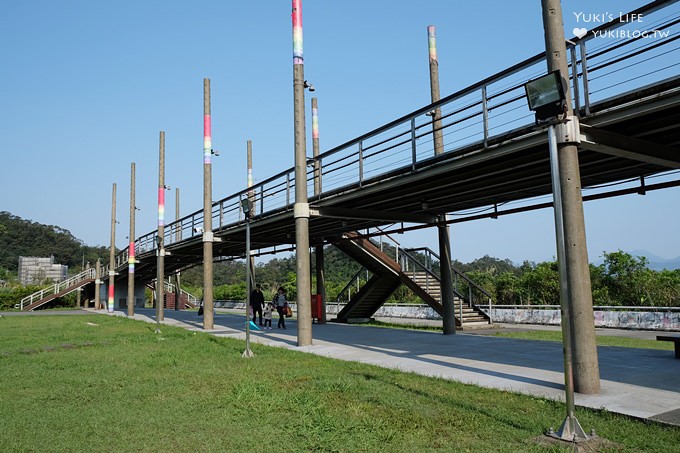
[107,183,116,313]
[311,97,326,323]
[202,78,215,330]
[541,0,600,394]
[427,26,455,334]
[156,132,166,327]
[438,219,455,334]
[174,187,181,311]
[94,259,101,310]
[292,0,312,346]
[127,162,136,318]
[315,246,327,323]
[427,25,444,156]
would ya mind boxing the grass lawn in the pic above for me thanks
[490,330,675,351]
[369,320,675,351]
[1,315,678,452]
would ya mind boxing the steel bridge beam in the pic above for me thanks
[310,206,436,224]
[579,124,680,169]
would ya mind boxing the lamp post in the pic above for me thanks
[241,197,254,358]
[524,71,590,443]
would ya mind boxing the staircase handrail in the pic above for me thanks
[163,280,200,306]
[371,225,402,264]
[403,247,494,312]
[335,226,402,303]
[398,247,443,296]
[335,266,369,303]
[19,268,96,310]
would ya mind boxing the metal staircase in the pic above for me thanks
[19,268,96,311]
[401,247,493,327]
[19,268,199,311]
[148,279,199,309]
[334,230,492,328]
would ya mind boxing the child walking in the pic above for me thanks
[263,302,273,330]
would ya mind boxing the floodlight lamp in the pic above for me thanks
[241,198,254,218]
[524,70,566,122]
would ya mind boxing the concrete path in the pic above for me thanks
[96,308,680,426]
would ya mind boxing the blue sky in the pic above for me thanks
[1,0,678,265]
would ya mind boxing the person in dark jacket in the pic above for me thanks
[250,283,265,326]
[273,286,287,329]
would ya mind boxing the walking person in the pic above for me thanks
[263,302,273,330]
[250,283,265,326]
[273,286,288,329]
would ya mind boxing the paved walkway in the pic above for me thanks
[95,308,679,426]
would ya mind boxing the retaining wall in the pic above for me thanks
[489,307,680,331]
[214,301,680,331]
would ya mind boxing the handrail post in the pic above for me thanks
[569,45,581,116]
[358,141,364,187]
[580,41,591,116]
[410,118,417,171]
[482,85,489,148]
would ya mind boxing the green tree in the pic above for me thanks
[494,271,521,305]
[518,261,559,305]
[600,251,652,306]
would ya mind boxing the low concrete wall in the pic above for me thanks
[215,301,438,319]
[489,307,680,331]
[214,300,680,331]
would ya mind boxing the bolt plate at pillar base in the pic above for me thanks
[534,433,619,452]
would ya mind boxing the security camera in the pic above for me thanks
[212,149,220,156]
[193,227,204,234]
[304,80,315,92]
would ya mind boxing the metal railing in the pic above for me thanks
[162,280,199,307]
[335,266,370,303]
[19,268,97,310]
[107,1,680,273]
[333,226,493,323]
[333,228,404,303]
[401,247,494,321]
[492,304,680,312]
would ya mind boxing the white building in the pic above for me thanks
[18,256,68,285]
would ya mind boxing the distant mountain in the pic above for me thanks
[628,250,680,271]
[591,250,680,271]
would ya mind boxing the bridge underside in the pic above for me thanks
[124,78,680,284]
